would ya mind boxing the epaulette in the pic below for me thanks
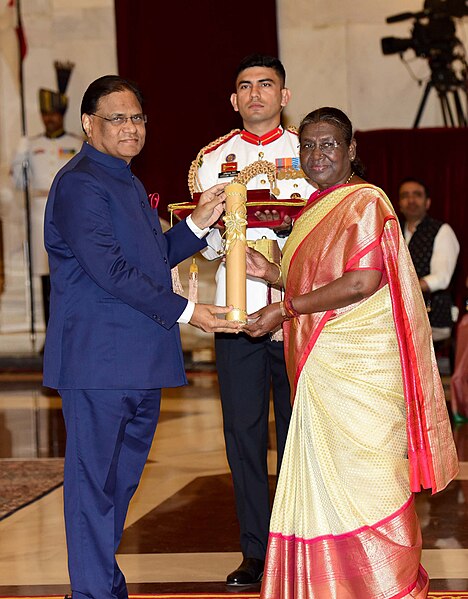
[286,125,299,136]
[188,129,241,197]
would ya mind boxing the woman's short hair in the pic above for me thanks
[299,107,353,145]
[299,107,365,178]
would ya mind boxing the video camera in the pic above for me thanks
[381,0,468,59]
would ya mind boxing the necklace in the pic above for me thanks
[313,171,356,201]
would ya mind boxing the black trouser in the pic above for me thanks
[215,332,291,561]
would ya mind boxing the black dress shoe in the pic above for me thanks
[226,557,264,586]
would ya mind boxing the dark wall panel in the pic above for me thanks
[115,0,278,217]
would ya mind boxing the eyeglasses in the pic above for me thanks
[91,113,147,126]
[299,140,342,155]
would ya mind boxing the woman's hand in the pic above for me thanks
[246,246,281,283]
[242,303,284,337]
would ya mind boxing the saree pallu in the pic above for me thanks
[260,184,458,599]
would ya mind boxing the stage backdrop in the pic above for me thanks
[355,127,467,310]
[114,0,278,218]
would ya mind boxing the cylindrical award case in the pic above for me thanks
[224,182,247,322]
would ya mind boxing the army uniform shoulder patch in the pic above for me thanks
[188,129,241,196]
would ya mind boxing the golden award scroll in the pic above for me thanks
[224,182,248,323]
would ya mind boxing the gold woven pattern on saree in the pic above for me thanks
[282,184,374,279]
[270,286,411,538]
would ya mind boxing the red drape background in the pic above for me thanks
[114,0,278,218]
[355,128,467,310]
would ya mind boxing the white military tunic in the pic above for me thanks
[194,126,314,313]
[12,132,82,274]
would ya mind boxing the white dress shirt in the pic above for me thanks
[403,222,460,292]
[177,215,209,323]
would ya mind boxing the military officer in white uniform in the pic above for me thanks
[11,68,82,330]
[189,54,314,586]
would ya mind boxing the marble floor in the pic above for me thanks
[0,364,467,596]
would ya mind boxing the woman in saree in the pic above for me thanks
[243,107,458,598]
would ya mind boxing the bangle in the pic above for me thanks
[279,301,290,320]
[284,297,300,319]
[270,262,282,286]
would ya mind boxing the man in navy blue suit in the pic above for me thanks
[43,75,240,599]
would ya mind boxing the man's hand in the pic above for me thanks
[189,303,242,333]
[243,304,284,337]
[191,183,227,229]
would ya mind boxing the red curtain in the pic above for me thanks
[114,0,278,219]
[355,128,467,309]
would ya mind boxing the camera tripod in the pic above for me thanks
[413,69,468,127]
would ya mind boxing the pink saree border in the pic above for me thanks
[262,496,426,599]
[382,219,434,492]
[292,310,333,393]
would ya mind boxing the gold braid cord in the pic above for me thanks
[188,126,299,197]
[232,160,280,197]
[188,129,241,197]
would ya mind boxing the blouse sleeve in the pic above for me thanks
[346,243,384,272]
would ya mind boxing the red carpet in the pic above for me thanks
[1,592,467,598]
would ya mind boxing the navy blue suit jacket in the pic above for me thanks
[43,143,206,389]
